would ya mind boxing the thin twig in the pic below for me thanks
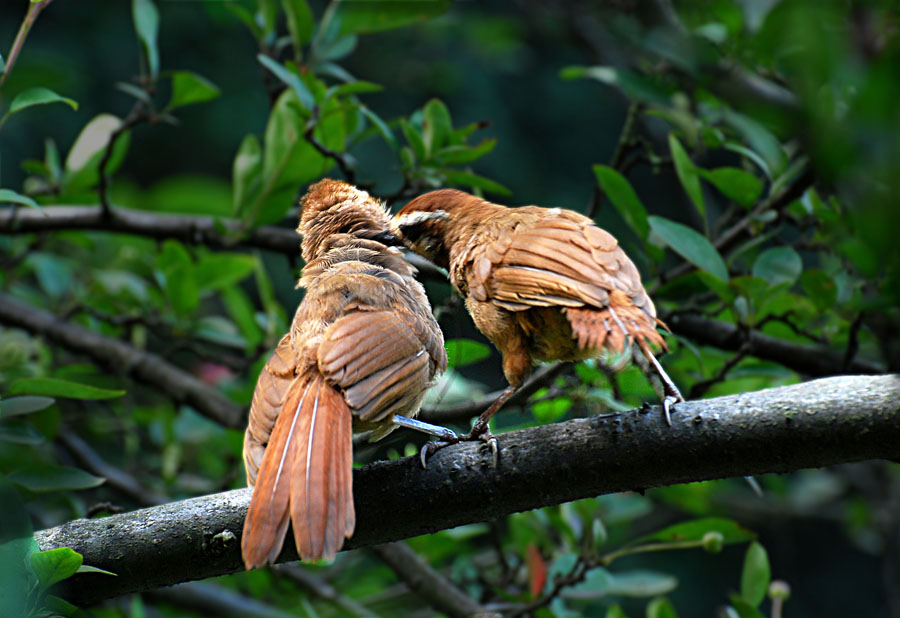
[756,311,828,345]
[98,100,148,216]
[587,101,640,218]
[304,107,358,185]
[0,0,54,91]
[842,311,866,371]
[689,342,752,398]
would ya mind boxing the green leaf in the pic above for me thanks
[232,134,263,215]
[399,118,426,161]
[328,80,382,98]
[729,594,766,618]
[648,216,728,282]
[63,114,131,192]
[10,465,105,492]
[359,105,397,150]
[437,139,497,165]
[723,109,787,177]
[257,54,314,110]
[740,542,771,607]
[159,240,199,317]
[799,269,837,310]
[0,188,40,210]
[445,338,491,368]
[282,0,314,51]
[605,571,678,598]
[334,0,450,36]
[76,564,117,576]
[0,396,55,417]
[423,98,452,156]
[752,247,802,287]
[593,164,649,240]
[167,71,220,111]
[9,87,78,114]
[645,597,678,618]
[669,134,705,224]
[699,167,763,208]
[606,605,630,618]
[221,285,263,351]
[43,595,85,617]
[0,420,45,445]
[195,254,257,293]
[25,253,73,299]
[7,378,125,400]
[532,397,573,424]
[637,517,755,546]
[29,548,83,590]
[443,169,511,197]
[559,65,671,105]
[132,0,160,78]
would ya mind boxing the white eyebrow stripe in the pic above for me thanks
[395,210,449,228]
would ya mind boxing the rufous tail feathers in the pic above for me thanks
[242,373,354,569]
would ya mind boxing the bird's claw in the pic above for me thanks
[662,394,681,426]
[485,434,499,468]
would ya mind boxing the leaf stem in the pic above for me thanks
[0,0,54,92]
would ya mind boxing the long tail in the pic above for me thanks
[241,373,354,569]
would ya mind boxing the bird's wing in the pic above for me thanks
[467,214,651,312]
[317,303,446,423]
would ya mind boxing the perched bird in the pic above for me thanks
[241,179,454,569]
[392,189,683,457]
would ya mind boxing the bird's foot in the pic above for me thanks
[418,422,499,469]
[662,394,682,426]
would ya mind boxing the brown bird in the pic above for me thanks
[241,179,454,569]
[392,189,683,458]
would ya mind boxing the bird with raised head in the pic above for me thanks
[241,179,454,569]
[392,189,683,461]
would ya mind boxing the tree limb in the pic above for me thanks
[0,292,243,428]
[369,542,488,618]
[34,374,900,606]
[666,312,884,376]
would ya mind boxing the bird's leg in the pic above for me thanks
[635,340,684,426]
[390,416,461,469]
[416,384,519,469]
[460,384,519,467]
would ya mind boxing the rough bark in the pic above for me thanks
[34,374,900,606]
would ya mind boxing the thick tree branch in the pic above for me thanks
[666,312,884,376]
[0,292,243,428]
[0,204,301,255]
[34,375,900,606]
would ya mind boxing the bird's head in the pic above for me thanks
[298,179,399,262]
[391,189,492,269]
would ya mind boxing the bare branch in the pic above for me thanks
[35,374,900,605]
[0,292,243,428]
[369,542,488,618]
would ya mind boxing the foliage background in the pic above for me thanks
[0,0,898,617]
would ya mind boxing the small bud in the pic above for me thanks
[768,580,791,601]
[702,531,725,553]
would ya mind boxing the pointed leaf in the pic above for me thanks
[232,134,263,215]
[423,98,452,155]
[723,109,787,177]
[195,254,257,293]
[0,188,40,210]
[593,164,649,240]
[0,396,55,417]
[648,216,728,282]
[646,597,678,618]
[282,0,314,50]
[334,0,450,36]
[637,517,755,545]
[669,134,705,223]
[699,167,763,208]
[7,378,124,400]
[63,114,130,191]
[9,87,78,114]
[740,542,770,607]
[442,169,511,197]
[132,0,160,78]
[359,105,397,150]
[10,465,105,493]
[257,54,314,109]
[168,71,220,111]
